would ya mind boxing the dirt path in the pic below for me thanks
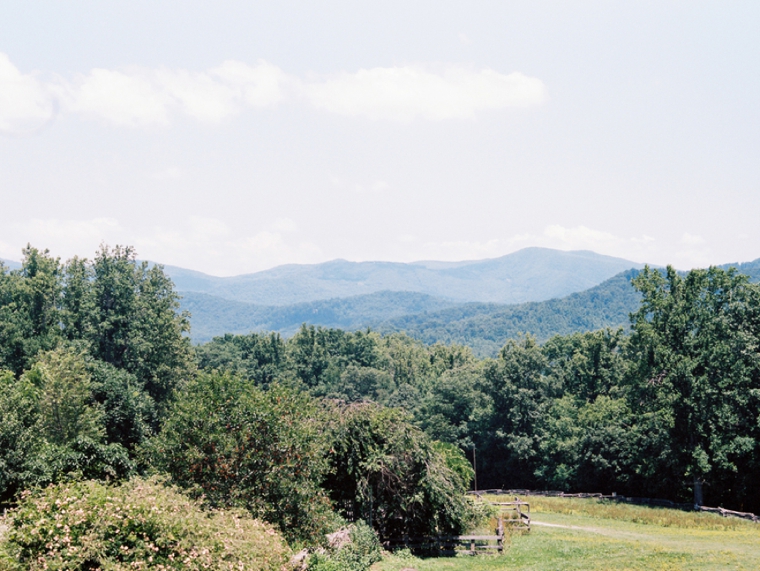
[530,519,628,539]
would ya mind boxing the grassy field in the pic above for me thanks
[373,495,760,571]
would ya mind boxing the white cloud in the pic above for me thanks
[0,54,55,134]
[544,224,620,248]
[59,60,289,127]
[408,226,658,266]
[271,217,298,233]
[1,218,126,261]
[0,53,547,128]
[0,216,324,275]
[210,60,290,107]
[541,224,659,262]
[138,218,321,275]
[305,66,547,121]
[154,69,240,123]
[61,68,171,127]
[418,234,533,261]
[186,216,230,237]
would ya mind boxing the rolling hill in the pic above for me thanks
[181,290,459,343]
[162,248,643,306]
[178,270,644,352]
[376,269,643,356]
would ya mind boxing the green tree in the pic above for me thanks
[0,248,62,375]
[196,332,287,386]
[478,336,553,488]
[0,370,43,505]
[88,246,193,407]
[629,266,760,508]
[146,373,334,543]
[322,402,474,541]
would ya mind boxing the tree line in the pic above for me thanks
[2,245,760,551]
[195,265,760,513]
[0,245,474,549]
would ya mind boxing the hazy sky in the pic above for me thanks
[1,1,758,275]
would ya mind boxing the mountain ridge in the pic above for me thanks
[161,247,644,306]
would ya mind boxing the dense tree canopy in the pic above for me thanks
[3,246,760,554]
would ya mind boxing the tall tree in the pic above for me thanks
[629,266,760,507]
[87,245,193,408]
[0,247,62,375]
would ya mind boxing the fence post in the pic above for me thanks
[498,516,504,554]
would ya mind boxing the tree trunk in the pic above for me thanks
[693,478,704,507]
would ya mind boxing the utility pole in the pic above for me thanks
[473,445,478,492]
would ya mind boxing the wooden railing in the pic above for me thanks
[384,496,531,556]
[469,489,759,523]
[384,533,505,555]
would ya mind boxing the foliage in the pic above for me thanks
[307,522,382,571]
[145,373,335,544]
[0,370,43,505]
[322,403,475,541]
[24,347,105,445]
[0,243,189,505]
[0,353,134,506]
[628,266,760,507]
[195,332,287,387]
[0,477,289,571]
[0,245,193,411]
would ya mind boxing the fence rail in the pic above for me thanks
[468,489,760,523]
[385,496,531,556]
[384,533,505,555]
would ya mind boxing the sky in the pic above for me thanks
[1,1,758,276]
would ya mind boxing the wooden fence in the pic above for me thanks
[384,533,505,555]
[384,496,530,556]
[469,489,760,523]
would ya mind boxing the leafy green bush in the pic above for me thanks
[308,521,382,571]
[323,403,475,541]
[0,477,288,571]
[145,373,336,544]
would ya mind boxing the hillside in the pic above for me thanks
[377,269,643,356]
[178,269,643,350]
[181,290,460,343]
[163,247,643,305]
[720,258,760,281]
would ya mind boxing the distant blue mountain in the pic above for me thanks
[181,290,460,343]
[177,270,643,350]
[179,259,760,354]
[163,248,644,306]
[0,258,21,271]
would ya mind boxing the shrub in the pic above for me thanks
[322,403,475,541]
[308,521,382,571]
[0,477,288,571]
[145,373,336,544]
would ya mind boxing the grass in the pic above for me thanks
[373,495,760,571]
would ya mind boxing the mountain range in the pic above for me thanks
[161,247,642,305]
[4,249,760,356]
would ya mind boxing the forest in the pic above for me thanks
[1,245,760,570]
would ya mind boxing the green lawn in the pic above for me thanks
[373,496,760,571]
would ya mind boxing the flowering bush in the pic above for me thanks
[0,477,288,571]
